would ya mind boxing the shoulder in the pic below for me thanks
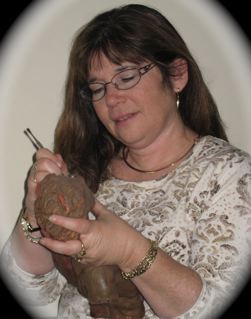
[189,136,251,201]
[195,135,251,170]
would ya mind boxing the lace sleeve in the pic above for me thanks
[180,155,251,318]
[0,239,66,306]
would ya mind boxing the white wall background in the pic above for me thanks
[0,0,250,317]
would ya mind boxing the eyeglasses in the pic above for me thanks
[83,63,155,102]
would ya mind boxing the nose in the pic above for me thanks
[104,83,124,107]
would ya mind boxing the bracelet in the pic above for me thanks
[20,208,42,244]
[121,240,158,280]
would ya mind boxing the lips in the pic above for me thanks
[113,112,138,124]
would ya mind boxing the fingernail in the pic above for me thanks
[48,215,56,222]
[57,161,62,168]
[55,154,63,168]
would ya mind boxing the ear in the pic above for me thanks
[169,58,188,93]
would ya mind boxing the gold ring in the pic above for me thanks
[72,242,86,263]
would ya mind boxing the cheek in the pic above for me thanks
[93,106,115,133]
[138,74,172,103]
[142,88,173,114]
[93,106,107,123]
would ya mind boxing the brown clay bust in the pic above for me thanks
[35,174,94,240]
[34,174,145,319]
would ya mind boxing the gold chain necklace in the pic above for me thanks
[122,137,199,174]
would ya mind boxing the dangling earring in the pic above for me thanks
[176,89,180,109]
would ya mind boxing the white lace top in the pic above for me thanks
[2,136,251,319]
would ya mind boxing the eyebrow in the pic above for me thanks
[88,64,137,83]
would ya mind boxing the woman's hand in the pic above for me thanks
[25,148,68,214]
[39,199,149,269]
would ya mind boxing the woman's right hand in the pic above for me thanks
[25,148,68,214]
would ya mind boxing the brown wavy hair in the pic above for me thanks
[54,4,227,192]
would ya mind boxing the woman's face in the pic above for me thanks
[89,54,180,150]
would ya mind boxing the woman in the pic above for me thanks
[1,4,251,319]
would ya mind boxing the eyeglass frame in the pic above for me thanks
[81,62,156,102]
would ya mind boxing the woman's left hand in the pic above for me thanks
[39,199,148,269]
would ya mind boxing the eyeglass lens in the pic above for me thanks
[85,63,155,102]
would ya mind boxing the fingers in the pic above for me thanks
[40,237,88,264]
[40,238,82,256]
[25,148,68,212]
[91,199,108,218]
[55,154,69,176]
[36,148,63,167]
[41,204,138,267]
[46,202,108,234]
[28,149,65,184]
[48,215,91,234]
[35,148,64,175]
[42,215,93,261]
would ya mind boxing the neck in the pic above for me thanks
[123,129,198,174]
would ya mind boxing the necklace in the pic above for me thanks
[122,137,199,174]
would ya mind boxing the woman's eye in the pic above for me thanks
[90,86,104,95]
[121,75,136,82]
